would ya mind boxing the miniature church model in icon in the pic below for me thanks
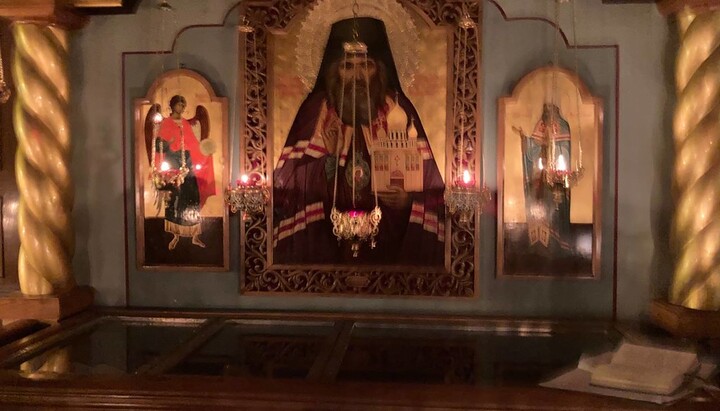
[371,99,424,192]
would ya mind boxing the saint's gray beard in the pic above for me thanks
[331,82,382,126]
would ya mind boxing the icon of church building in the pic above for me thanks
[371,101,424,193]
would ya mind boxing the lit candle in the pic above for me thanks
[160,161,171,172]
[457,169,474,188]
[578,142,583,169]
[152,111,163,124]
[239,174,250,186]
[556,154,567,171]
[537,158,544,170]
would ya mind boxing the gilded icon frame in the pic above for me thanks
[134,68,230,271]
[239,0,483,296]
[497,66,603,279]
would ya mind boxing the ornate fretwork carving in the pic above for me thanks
[240,0,481,297]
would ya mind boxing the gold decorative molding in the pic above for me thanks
[669,7,720,310]
[657,0,720,16]
[71,0,123,7]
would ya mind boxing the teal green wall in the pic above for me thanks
[70,0,673,320]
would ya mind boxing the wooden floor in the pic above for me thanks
[0,308,718,410]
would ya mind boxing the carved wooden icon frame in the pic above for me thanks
[239,0,483,296]
[134,68,229,271]
[497,66,603,279]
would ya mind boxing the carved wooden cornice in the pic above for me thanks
[657,0,720,16]
[72,0,122,6]
[0,0,135,28]
[0,0,87,29]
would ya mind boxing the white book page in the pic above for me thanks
[611,343,699,375]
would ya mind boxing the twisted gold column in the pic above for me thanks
[20,347,71,378]
[11,22,75,296]
[671,8,720,310]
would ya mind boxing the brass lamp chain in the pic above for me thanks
[571,0,583,169]
[474,9,485,187]
[171,2,182,91]
[0,32,9,104]
[454,6,475,183]
[352,0,360,40]
[548,0,564,168]
[159,0,168,112]
[351,51,357,208]
[163,1,186,173]
[459,17,469,178]
[330,0,378,211]
[350,0,359,209]
[249,19,261,177]
[167,1,186,171]
[152,1,168,176]
[0,36,4,83]
[150,0,187,177]
[176,125,187,175]
[331,53,348,210]
[365,52,379,209]
[451,17,461,183]
[238,9,259,178]
[151,120,159,171]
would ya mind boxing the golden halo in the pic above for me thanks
[295,0,420,93]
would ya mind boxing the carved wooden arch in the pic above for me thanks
[239,0,483,296]
[497,65,603,279]
[134,68,230,271]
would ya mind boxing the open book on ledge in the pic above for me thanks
[587,342,699,395]
[541,341,717,404]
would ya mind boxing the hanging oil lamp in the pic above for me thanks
[444,11,491,224]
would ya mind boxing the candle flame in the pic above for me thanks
[557,154,567,171]
[462,169,471,185]
[538,158,544,170]
[152,112,163,124]
[160,161,170,171]
[240,174,250,185]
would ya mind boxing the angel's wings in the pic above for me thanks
[188,105,210,142]
[143,103,209,163]
[144,103,162,164]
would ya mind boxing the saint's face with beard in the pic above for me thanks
[326,54,388,126]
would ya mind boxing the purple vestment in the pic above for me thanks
[273,91,446,266]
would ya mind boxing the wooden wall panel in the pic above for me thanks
[0,19,18,287]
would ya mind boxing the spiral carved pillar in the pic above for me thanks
[670,7,720,311]
[0,2,92,322]
[11,23,75,296]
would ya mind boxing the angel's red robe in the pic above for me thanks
[155,117,216,235]
[272,91,445,265]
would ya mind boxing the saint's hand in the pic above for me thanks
[378,185,410,210]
